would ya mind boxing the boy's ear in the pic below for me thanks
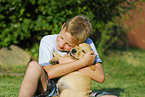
[61,23,66,29]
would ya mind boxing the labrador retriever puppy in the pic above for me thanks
[49,43,96,97]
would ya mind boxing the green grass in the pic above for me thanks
[92,48,145,97]
[0,76,24,97]
[0,65,27,97]
[0,48,145,97]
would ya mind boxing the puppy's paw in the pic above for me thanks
[49,57,59,65]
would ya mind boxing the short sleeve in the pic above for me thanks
[38,35,57,66]
[85,38,102,63]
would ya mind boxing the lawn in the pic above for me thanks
[92,48,145,97]
[0,48,145,97]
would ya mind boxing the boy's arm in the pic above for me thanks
[84,38,105,82]
[43,51,96,79]
[78,63,105,83]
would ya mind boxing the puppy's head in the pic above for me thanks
[69,43,92,60]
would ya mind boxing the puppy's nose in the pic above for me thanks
[71,48,77,54]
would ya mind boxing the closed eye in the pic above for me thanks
[82,50,86,54]
[60,36,64,39]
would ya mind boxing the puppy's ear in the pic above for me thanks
[89,65,96,71]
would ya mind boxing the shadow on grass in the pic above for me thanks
[92,88,124,96]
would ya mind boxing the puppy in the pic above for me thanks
[49,43,96,97]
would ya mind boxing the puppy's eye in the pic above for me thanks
[82,50,86,54]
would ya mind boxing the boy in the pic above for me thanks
[19,15,105,97]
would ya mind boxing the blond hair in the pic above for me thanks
[63,15,93,43]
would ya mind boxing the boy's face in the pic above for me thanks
[57,28,77,51]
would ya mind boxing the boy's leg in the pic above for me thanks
[18,61,48,97]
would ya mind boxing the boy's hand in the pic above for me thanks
[83,51,96,66]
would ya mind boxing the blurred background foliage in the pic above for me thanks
[0,0,144,59]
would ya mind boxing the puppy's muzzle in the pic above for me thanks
[70,48,78,60]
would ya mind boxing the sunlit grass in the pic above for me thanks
[92,48,145,97]
[0,76,23,97]
[0,48,145,97]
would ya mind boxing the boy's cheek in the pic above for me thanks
[65,47,73,51]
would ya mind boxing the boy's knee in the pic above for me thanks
[28,61,43,72]
[29,61,38,66]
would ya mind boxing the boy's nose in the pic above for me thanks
[59,41,65,48]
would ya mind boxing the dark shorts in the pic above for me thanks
[34,69,57,97]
